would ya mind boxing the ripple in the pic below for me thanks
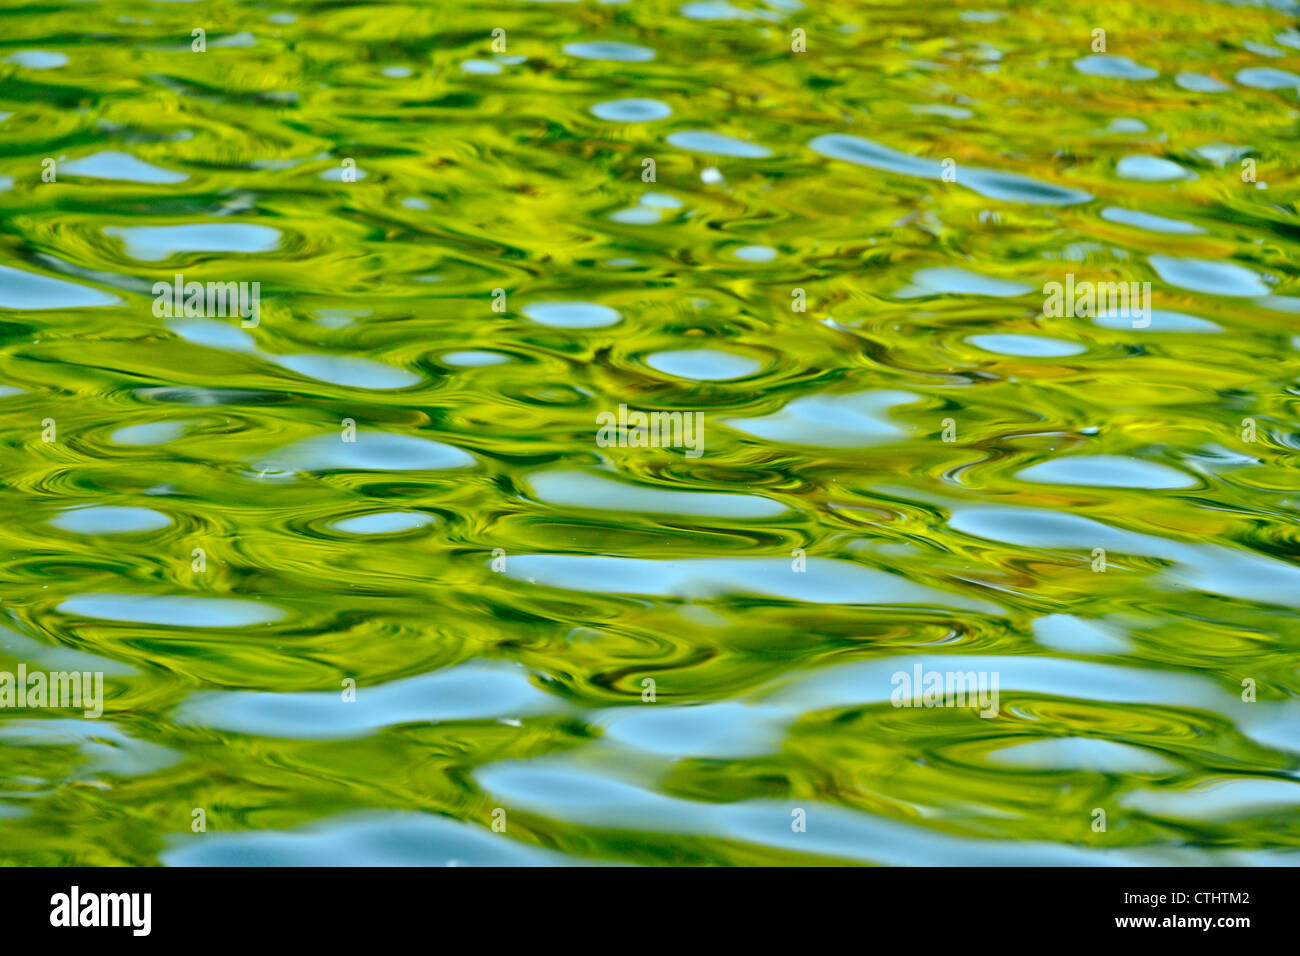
[319,164,367,182]
[1176,71,1231,92]
[726,390,918,447]
[471,759,1256,863]
[714,800,1175,865]
[110,421,191,445]
[259,432,475,473]
[476,761,715,832]
[1093,309,1221,332]
[1235,67,1300,90]
[104,223,281,261]
[590,98,672,121]
[521,300,622,328]
[164,811,580,866]
[1106,118,1147,133]
[332,512,434,534]
[169,318,258,353]
[0,624,137,676]
[564,41,656,62]
[169,320,418,389]
[762,654,1225,713]
[1148,255,1269,296]
[901,267,1034,297]
[49,506,172,534]
[1116,155,1195,182]
[912,103,973,119]
[0,720,182,778]
[57,594,284,627]
[275,354,420,390]
[666,130,772,158]
[528,469,786,517]
[501,555,997,610]
[734,244,777,262]
[441,350,510,366]
[990,738,1178,773]
[595,702,788,758]
[60,151,187,184]
[609,206,661,224]
[0,264,119,310]
[136,386,283,406]
[1073,54,1158,79]
[641,192,683,209]
[810,133,1092,205]
[1245,41,1285,58]
[1123,779,1300,819]
[967,334,1085,357]
[948,503,1300,608]
[177,662,553,738]
[1032,615,1131,655]
[1100,206,1204,234]
[6,50,67,69]
[645,348,761,380]
[679,0,762,19]
[1016,454,1195,489]
[950,504,1160,551]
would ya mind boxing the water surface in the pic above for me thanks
[1,0,1298,866]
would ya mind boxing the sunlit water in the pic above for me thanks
[2,0,1299,866]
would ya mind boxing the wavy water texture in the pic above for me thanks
[1,0,1299,866]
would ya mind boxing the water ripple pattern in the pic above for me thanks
[0,0,1298,867]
